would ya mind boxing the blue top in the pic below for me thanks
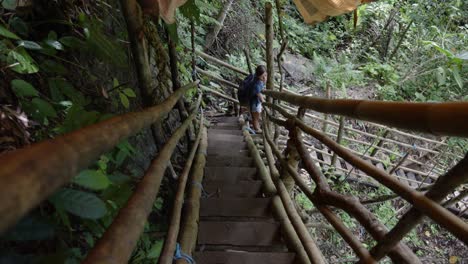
[250,79,265,108]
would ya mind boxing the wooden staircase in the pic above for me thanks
[193,116,296,264]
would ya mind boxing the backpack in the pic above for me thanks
[237,74,255,104]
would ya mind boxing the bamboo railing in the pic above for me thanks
[0,80,205,263]
[261,97,468,263]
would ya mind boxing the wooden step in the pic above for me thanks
[203,181,263,198]
[213,122,240,128]
[208,142,248,154]
[208,129,243,136]
[194,251,296,264]
[198,221,281,246]
[212,116,239,123]
[204,167,257,182]
[201,198,272,218]
[206,156,253,167]
[208,134,244,143]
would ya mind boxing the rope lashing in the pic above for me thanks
[173,243,195,264]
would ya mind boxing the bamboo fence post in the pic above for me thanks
[191,19,196,81]
[158,113,203,264]
[322,83,331,133]
[331,116,345,167]
[389,152,410,175]
[167,27,194,142]
[244,48,253,74]
[119,0,178,178]
[265,2,274,96]
[177,127,208,261]
[370,130,389,157]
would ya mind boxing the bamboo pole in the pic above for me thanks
[291,132,419,263]
[264,90,468,138]
[243,122,276,196]
[368,154,468,262]
[264,124,327,263]
[244,48,253,74]
[0,81,198,234]
[204,0,234,50]
[196,67,238,89]
[369,130,389,157]
[200,85,239,104]
[195,50,249,75]
[265,2,274,95]
[84,96,201,263]
[266,103,468,245]
[177,127,208,261]
[322,83,331,133]
[265,133,382,263]
[158,113,203,264]
[331,116,345,166]
[389,152,410,174]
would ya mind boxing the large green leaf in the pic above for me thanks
[119,92,130,108]
[59,36,85,49]
[0,24,20,39]
[32,98,57,118]
[6,49,39,74]
[49,188,107,219]
[17,40,42,50]
[180,0,200,23]
[451,66,463,90]
[45,39,64,50]
[40,60,68,74]
[73,170,110,191]
[122,88,136,98]
[2,0,17,10]
[11,79,39,97]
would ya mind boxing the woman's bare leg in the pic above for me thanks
[252,112,260,131]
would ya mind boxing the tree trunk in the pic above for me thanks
[203,0,234,51]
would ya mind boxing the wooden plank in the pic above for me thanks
[198,221,281,246]
[206,156,253,167]
[203,180,263,198]
[194,251,295,264]
[406,172,418,188]
[200,198,272,217]
[204,167,257,182]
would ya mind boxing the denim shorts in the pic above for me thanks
[251,103,262,113]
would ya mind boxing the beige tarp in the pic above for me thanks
[292,0,371,24]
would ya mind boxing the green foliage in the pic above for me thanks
[295,192,314,210]
[73,170,111,191]
[49,188,107,219]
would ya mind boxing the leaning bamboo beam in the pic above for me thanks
[158,113,203,264]
[242,120,276,196]
[0,81,198,234]
[264,90,468,137]
[198,55,449,147]
[259,124,312,264]
[200,85,239,104]
[265,132,380,263]
[265,2,275,94]
[263,128,326,263]
[291,133,420,263]
[195,50,249,75]
[196,67,238,89]
[177,127,208,261]
[266,103,468,245]
[368,154,468,262]
[84,97,200,263]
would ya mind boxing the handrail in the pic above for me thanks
[263,124,417,263]
[264,90,468,137]
[0,80,199,234]
[200,84,239,103]
[158,111,204,264]
[264,103,468,245]
[84,94,202,263]
[177,126,208,261]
